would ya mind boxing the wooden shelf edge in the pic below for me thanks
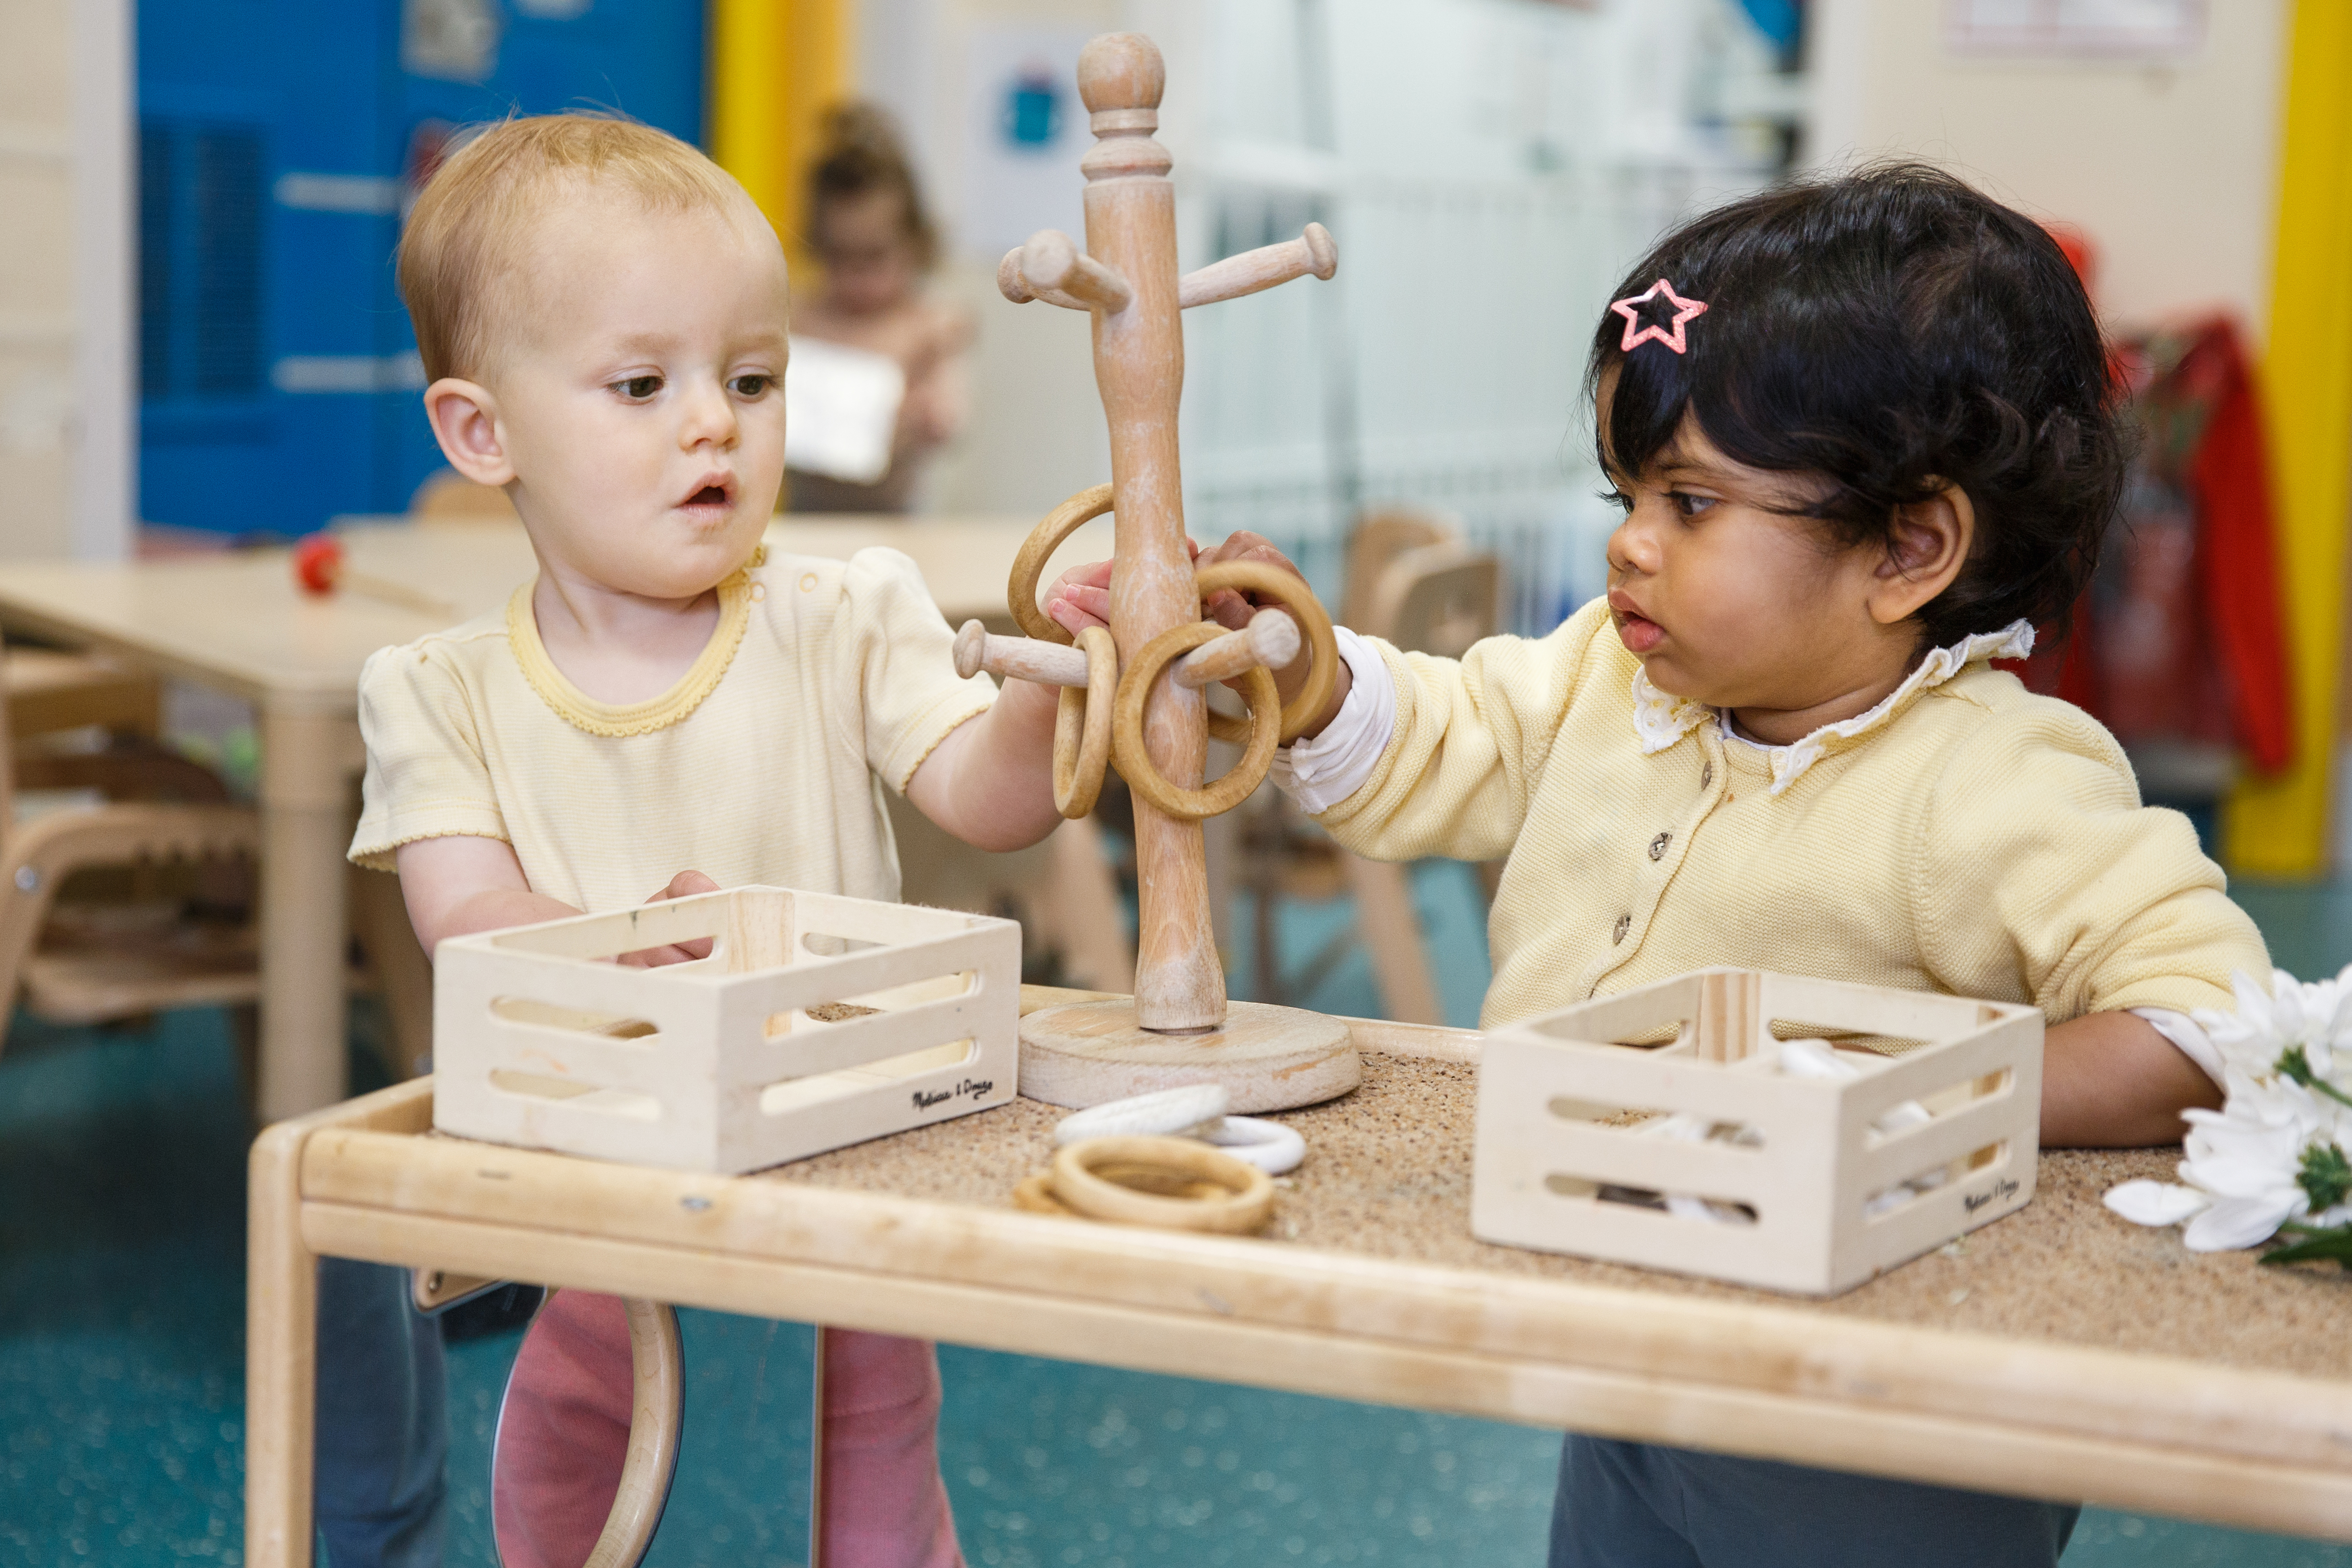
[293,1116,2352,1478]
[297,1200,2352,1543]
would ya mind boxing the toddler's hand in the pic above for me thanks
[1196,531,1310,631]
[1045,536,1228,637]
[1195,531,1327,708]
[1044,558,1114,637]
[617,869,720,967]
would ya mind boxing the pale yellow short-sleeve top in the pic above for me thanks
[347,546,995,914]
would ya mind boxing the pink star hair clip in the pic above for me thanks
[1612,279,1709,355]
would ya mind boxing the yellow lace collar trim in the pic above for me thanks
[506,547,765,738]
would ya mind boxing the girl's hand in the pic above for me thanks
[617,869,721,967]
[1194,531,1332,709]
[1196,531,1307,630]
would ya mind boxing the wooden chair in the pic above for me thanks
[1338,507,1462,630]
[1245,525,1502,1026]
[0,644,262,1054]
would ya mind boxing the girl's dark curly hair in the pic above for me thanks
[1589,162,2126,648]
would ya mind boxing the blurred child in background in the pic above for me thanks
[787,104,972,514]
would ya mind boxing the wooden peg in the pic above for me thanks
[1171,609,1300,689]
[1177,224,1338,310]
[1018,230,1135,314]
[996,249,1090,312]
[953,620,1092,688]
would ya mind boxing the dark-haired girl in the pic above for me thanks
[1045,163,2269,1566]
[789,102,971,513]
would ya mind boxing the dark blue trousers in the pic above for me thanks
[1549,1435,2079,1568]
[313,1259,448,1568]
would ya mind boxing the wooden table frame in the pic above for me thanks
[246,1002,2352,1567]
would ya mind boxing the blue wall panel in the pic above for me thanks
[137,0,705,537]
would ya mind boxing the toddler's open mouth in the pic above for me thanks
[677,476,735,515]
[1607,590,1664,654]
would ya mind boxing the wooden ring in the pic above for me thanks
[1012,1171,1073,1215]
[1111,622,1280,821]
[1191,560,1338,742]
[1052,625,1119,819]
[493,1294,682,1568]
[1008,482,1116,646]
[1050,1136,1276,1234]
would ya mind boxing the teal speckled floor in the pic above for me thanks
[4,870,2351,1566]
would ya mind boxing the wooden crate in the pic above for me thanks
[1473,969,2042,1296]
[431,886,1020,1174]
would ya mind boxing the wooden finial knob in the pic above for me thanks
[1078,33,1164,114]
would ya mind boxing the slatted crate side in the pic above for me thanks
[1833,1007,2045,1133]
[1832,1136,2037,1291]
[1754,971,1999,1046]
[1474,971,2049,1296]
[1471,1036,1847,1292]
[704,923,1014,1048]
[782,889,992,949]
[431,945,728,1088]
[450,1081,726,1173]
[470,889,745,962]
[430,887,1025,1173]
[1516,971,1715,1048]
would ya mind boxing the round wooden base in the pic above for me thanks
[1018,999,1360,1112]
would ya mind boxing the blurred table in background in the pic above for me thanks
[0,514,1109,1121]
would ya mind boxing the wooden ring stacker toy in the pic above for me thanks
[1111,622,1279,821]
[1192,559,1338,745]
[1006,481,1116,646]
[1030,1135,1275,1234]
[1055,626,1118,819]
[965,31,1360,1111]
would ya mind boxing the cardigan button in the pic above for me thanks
[1612,913,1631,944]
[1701,763,1714,789]
[1648,832,1671,861]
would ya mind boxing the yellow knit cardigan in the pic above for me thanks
[1318,599,2271,1032]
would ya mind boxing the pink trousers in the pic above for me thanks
[491,1289,964,1568]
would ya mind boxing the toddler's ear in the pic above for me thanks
[1869,483,1975,626]
[423,378,513,488]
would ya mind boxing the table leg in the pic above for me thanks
[246,1116,319,1568]
[258,707,359,1121]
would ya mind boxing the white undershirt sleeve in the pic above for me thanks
[2132,1006,2225,1088]
[1269,627,1397,815]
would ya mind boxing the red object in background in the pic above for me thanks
[2165,320,2294,772]
[2024,318,2295,779]
[292,533,345,595]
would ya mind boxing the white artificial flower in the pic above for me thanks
[2110,966,2352,1253]
[2193,966,2352,1091]
[2104,1180,2209,1226]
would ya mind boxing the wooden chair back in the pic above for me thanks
[1340,508,1461,630]
[1361,545,1502,659]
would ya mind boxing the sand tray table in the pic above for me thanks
[246,988,2352,1567]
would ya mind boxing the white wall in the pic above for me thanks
[0,0,131,561]
[0,0,79,558]
[1806,0,2289,338]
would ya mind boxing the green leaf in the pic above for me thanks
[2276,1045,2352,1109]
[2300,1142,2352,1214]
[2261,1221,2352,1270]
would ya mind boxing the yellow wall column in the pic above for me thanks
[707,0,854,275]
[2223,0,2352,876]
